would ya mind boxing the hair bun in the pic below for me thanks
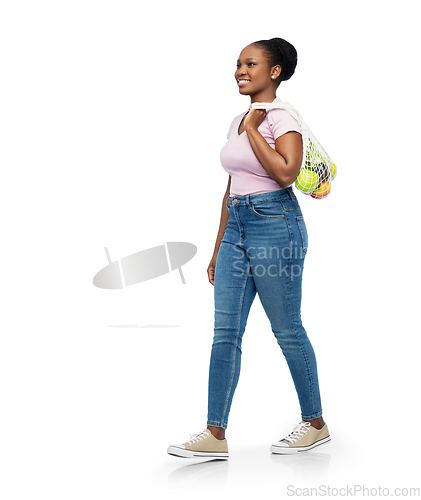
[269,38,297,81]
[253,37,298,83]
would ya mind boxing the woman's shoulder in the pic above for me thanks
[266,99,302,137]
[266,98,293,119]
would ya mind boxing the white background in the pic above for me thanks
[1,0,420,498]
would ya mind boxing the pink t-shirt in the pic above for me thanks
[220,97,301,196]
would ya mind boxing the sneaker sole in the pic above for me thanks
[270,435,331,454]
[167,445,229,459]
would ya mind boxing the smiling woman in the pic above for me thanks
[230,42,303,190]
[167,37,331,461]
[236,38,296,97]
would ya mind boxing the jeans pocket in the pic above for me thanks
[251,200,285,218]
[296,216,308,253]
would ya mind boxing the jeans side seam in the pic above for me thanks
[286,264,317,418]
[282,204,293,245]
[221,259,250,425]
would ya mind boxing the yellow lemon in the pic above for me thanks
[330,162,337,180]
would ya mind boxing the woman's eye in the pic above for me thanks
[237,61,256,69]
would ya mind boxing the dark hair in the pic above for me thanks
[253,38,298,83]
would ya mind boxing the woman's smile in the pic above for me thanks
[237,78,251,87]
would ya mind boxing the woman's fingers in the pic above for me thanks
[244,108,266,130]
[207,262,215,285]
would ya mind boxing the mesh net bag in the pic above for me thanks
[250,101,337,199]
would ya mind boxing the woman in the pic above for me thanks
[167,38,330,459]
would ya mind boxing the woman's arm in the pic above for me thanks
[207,176,231,285]
[244,109,303,188]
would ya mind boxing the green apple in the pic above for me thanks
[295,168,319,194]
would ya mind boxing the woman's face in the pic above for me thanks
[235,44,277,98]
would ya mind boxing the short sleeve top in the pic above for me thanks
[220,97,301,196]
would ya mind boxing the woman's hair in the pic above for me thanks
[252,38,298,84]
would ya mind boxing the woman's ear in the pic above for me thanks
[271,65,282,80]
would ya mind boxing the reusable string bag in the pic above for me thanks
[250,101,337,199]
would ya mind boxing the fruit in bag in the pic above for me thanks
[295,168,319,194]
[310,180,331,199]
[313,162,329,183]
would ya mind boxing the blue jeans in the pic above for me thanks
[207,187,323,430]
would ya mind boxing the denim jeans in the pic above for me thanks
[207,187,322,430]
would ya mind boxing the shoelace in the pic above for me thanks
[283,421,311,444]
[187,429,210,445]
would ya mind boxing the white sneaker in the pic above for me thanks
[271,421,331,454]
[167,429,229,459]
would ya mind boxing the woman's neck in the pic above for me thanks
[250,91,277,104]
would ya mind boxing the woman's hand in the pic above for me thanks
[207,256,217,285]
[244,106,303,188]
[244,108,267,132]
